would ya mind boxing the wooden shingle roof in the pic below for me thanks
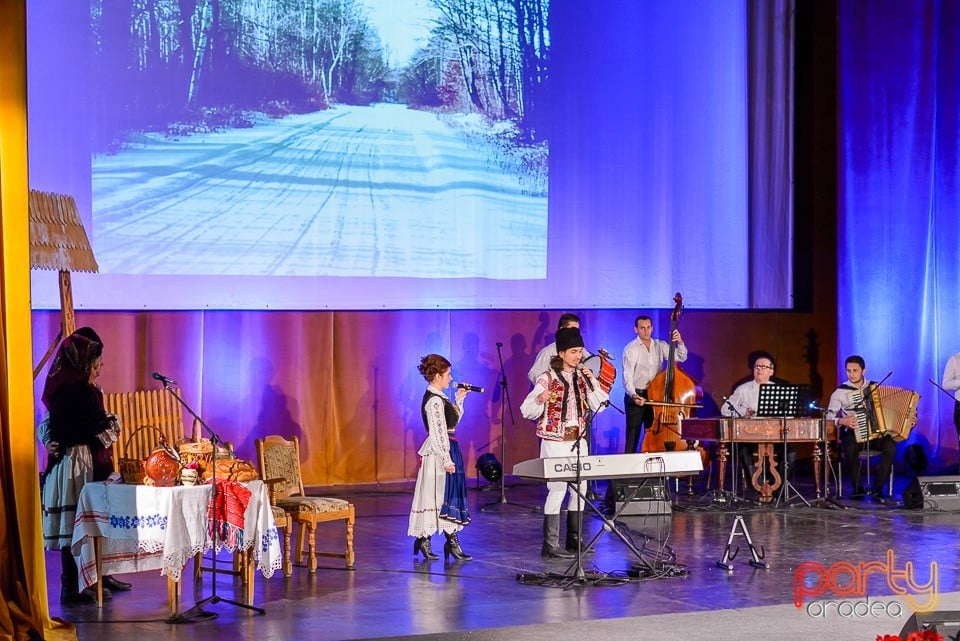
[29,190,98,272]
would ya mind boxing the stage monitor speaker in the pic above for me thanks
[903,475,960,510]
[899,610,960,638]
[606,479,672,515]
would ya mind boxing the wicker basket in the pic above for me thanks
[119,458,146,485]
[177,439,214,476]
[119,425,166,484]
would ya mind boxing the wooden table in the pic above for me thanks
[71,480,281,613]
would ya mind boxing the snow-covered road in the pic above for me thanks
[92,103,547,278]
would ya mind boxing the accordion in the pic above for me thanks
[853,385,920,443]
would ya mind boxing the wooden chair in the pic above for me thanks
[255,435,355,572]
[105,388,187,474]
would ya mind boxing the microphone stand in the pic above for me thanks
[721,397,751,502]
[856,373,891,494]
[930,377,958,401]
[558,425,589,587]
[704,397,752,507]
[773,407,810,508]
[162,381,265,623]
[807,403,844,510]
[483,342,537,512]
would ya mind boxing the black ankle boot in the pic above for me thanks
[413,536,439,560]
[443,531,472,561]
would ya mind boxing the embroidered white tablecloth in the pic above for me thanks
[71,480,282,590]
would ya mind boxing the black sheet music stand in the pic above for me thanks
[757,384,805,418]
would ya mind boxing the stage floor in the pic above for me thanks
[49,473,960,641]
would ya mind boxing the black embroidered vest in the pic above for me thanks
[421,390,459,432]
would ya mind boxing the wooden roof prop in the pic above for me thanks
[29,189,99,378]
[28,190,99,272]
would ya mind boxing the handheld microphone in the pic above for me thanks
[456,382,484,393]
[576,363,595,391]
[152,371,177,386]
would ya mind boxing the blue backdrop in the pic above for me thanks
[838,0,960,470]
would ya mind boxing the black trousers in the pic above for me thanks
[840,429,897,493]
[954,401,960,437]
[624,390,653,453]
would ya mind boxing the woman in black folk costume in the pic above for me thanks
[41,327,131,603]
[408,354,474,561]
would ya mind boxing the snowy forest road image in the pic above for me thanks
[92,103,547,278]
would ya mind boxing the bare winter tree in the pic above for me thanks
[428,0,548,140]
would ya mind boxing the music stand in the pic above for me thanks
[161,382,265,623]
[756,385,810,507]
[756,384,804,418]
[482,341,538,512]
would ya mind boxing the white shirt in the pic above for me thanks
[943,353,960,402]
[621,336,687,394]
[722,380,766,417]
[825,379,874,420]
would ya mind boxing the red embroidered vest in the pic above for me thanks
[536,370,590,442]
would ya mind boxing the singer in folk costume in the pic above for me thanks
[407,354,473,562]
[521,327,609,558]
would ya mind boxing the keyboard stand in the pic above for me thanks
[563,479,659,579]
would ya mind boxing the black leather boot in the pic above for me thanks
[443,531,472,561]
[59,573,91,605]
[59,548,111,604]
[565,510,593,554]
[541,514,574,558]
[413,536,439,560]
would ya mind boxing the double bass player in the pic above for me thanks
[621,314,688,453]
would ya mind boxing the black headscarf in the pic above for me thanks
[41,331,103,410]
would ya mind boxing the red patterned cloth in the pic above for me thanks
[207,478,252,549]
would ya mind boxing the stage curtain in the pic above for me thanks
[32,305,837,489]
[0,3,75,639]
[838,0,960,468]
[748,0,794,307]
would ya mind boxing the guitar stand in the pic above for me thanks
[716,514,768,571]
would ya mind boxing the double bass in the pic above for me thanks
[640,293,704,454]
